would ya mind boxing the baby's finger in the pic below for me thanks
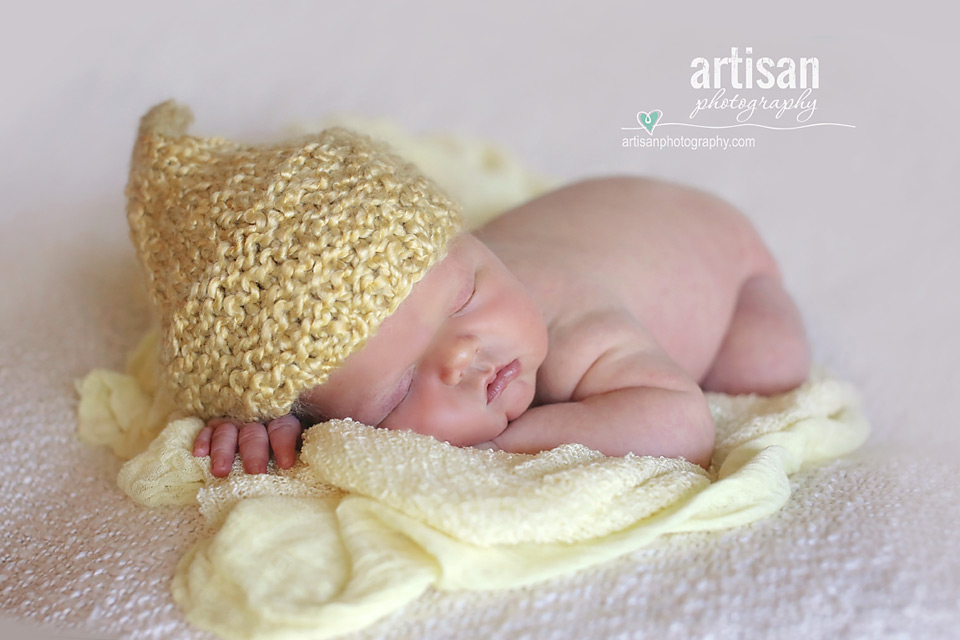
[209,422,239,477]
[193,425,214,457]
[238,422,270,475]
[267,415,303,469]
[196,417,235,457]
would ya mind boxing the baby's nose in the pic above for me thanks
[439,335,481,386]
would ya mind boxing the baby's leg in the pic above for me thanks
[700,273,811,396]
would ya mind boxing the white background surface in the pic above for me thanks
[1,2,957,639]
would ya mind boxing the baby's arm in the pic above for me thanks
[493,332,715,468]
[193,414,303,477]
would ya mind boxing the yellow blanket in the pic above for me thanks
[76,120,869,640]
[77,332,867,640]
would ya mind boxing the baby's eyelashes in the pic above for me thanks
[378,367,415,422]
[455,288,475,315]
[451,273,477,316]
[397,370,414,404]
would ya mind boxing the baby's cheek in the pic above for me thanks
[382,393,493,447]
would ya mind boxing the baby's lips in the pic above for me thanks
[487,359,522,403]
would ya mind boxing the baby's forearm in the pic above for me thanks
[492,386,715,468]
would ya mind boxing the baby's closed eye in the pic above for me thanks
[451,273,477,316]
[377,367,415,424]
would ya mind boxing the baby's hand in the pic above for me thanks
[192,414,303,477]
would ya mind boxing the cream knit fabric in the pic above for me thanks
[79,345,868,640]
[126,101,462,422]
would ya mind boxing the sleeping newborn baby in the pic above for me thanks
[127,101,809,478]
[195,179,810,475]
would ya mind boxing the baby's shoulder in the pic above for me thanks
[533,289,661,405]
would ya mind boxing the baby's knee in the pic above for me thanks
[744,275,810,362]
[763,328,811,393]
[703,276,812,395]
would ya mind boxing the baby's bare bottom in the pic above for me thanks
[699,272,811,395]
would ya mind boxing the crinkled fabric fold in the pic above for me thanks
[78,337,868,640]
[75,330,176,460]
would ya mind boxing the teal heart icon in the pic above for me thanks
[637,110,662,134]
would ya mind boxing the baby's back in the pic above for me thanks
[473,176,778,400]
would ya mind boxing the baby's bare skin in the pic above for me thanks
[195,176,810,474]
[471,176,809,462]
[481,176,774,386]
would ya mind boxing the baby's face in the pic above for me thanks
[302,233,549,446]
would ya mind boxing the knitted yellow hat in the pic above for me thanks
[126,100,462,422]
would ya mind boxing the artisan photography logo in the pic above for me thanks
[623,46,855,150]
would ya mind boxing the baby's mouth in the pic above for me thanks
[486,359,521,403]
